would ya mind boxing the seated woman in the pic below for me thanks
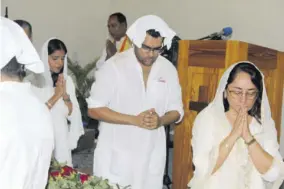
[32,38,84,166]
[188,62,284,189]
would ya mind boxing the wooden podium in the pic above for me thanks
[172,40,284,189]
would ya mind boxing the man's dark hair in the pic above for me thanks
[14,19,32,38]
[109,12,127,26]
[1,56,26,80]
[146,29,162,38]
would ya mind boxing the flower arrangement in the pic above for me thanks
[46,158,130,189]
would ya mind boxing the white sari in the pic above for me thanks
[30,38,84,166]
[188,61,284,189]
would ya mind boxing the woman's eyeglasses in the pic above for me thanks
[227,89,258,100]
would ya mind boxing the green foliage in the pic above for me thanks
[67,57,97,124]
[47,158,130,189]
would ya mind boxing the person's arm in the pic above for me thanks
[248,139,273,172]
[165,67,184,123]
[62,94,73,115]
[160,110,180,126]
[88,107,136,125]
[245,120,282,182]
[87,62,132,126]
[45,94,61,109]
[212,134,238,173]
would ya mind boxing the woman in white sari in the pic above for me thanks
[32,38,84,166]
[188,61,284,189]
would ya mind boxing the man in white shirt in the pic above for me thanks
[0,17,54,189]
[87,15,184,189]
[96,12,131,70]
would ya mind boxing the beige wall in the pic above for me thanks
[2,0,284,64]
[1,0,284,151]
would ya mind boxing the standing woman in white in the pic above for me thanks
[33,38,84,166]
[0,17,54,189]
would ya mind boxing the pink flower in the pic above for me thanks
[61,166,76,176]
[79,174,89,183]
[50,171,60,178]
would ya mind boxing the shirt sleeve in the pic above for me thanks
[86,61,117,109]
[166,67,184,123]
[260,119,283,182]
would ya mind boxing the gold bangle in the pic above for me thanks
[246,137,256,146]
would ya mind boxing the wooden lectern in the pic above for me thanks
[172,40,284,189]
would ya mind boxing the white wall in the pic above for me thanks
[1,0,284,151]
[2,0,284,64]
[1,0,111,64]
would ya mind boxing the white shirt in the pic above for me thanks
[0,82,54,189]
[96,36,128,70]
[87,48,183,188]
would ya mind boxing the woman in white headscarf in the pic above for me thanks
[0,17,54,189]
[188,61,284,189]
[33,38,84,166]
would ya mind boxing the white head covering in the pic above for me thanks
[189,61,284,188]
[209,61,271,132]
[126,15,176,50]
[0,17,43,73]
[40,37,68,87]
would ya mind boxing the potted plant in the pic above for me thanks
[67,57,98,128]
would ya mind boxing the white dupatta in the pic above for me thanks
[189,61,284,189]
[38,38,84,151]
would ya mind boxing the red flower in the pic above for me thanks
[61,166,76,176]
[50,171,60,178]
[79,174,89,183]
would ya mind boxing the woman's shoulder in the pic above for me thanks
[194,106,215,123]
[192,107,216,132]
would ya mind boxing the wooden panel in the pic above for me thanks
[189,101,208,113]
[188,40,226,68]
[272,52,284,141]
[173,40,191,189]
[248,44,278,69]
[198,86,209,102]
[173,58,222,189]
[173,40,284,189]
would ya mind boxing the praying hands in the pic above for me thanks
[230,106,253,143]
[106,39,117,59]
[136,108,161,130]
